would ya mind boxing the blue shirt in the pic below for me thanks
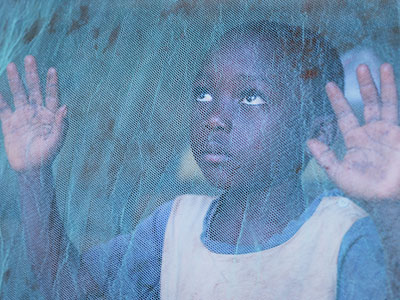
[82,191,387,299]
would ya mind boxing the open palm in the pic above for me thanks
[307,63,400,202]
[0,55,67,172]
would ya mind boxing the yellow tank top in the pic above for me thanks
[160,194,367,300]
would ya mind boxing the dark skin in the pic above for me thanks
[190,39,312,244]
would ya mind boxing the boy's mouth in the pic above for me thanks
[201,142,231,163]
[203,153,230,163]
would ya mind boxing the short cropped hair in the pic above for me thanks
[218,20,344,123]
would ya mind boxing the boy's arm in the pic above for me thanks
[0,56,101,298]
[337,217,388,299]
[18,168,103,298]
[368,200,400,297]
[79,201,173,298]
[307,63,400,298]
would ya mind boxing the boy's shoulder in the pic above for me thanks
[318,196,368,220]
[173,194,216,204]
[314,195,384,271]
[307,195,369,240]
[168,194,217,220]
[336,201,387,300]
[174,194,217,202]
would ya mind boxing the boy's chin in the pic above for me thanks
[203,173,232,190]
[203,170,269,192]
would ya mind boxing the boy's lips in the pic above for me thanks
[203,153,230,163]
[201,142,231,163]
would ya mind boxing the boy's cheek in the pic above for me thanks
[189,124,207,147]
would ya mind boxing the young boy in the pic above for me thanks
[1,20,399,299]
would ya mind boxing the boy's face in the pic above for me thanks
[190,38,306,191]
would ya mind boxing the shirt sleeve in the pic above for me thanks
[80,200,173,299]
[336,216,388,300]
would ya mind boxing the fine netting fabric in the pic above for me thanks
[0,0,399,299]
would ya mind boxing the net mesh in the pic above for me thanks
[0,0,399,299]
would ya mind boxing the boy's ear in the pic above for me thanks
[308,114,337,147]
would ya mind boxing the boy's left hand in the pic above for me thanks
[307,63,400,203]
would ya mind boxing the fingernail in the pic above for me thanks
[24,55,34,62]
[6,63,15,71]
[381,63,392,72]
[325,82,335,89]
[357,64,368,73]
[306,139,314,147]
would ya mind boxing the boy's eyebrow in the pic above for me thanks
[194,72,280,84]
[236,73,269,82]
[237,73,285,84]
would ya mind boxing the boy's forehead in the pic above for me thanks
[198,39,289,82]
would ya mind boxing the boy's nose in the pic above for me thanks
[205,115,229,131]
[205,97,233,132]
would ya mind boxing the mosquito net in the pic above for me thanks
[0,0,399,299]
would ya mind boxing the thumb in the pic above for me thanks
[306,138,341,181]
[0,93,12,123]
[49,105,68,148]
[55,105,67,127]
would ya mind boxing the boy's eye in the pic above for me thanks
[194,89,213,102]
[240,90,266,105]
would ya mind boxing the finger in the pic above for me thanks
[24,55,43,106]
[0,94,12,122]
[55,105,67,125]
[48,105,67,148]
[6,62,28,109]
[307,138,341,181]
[356,64,380,123]
[45,68,59,112]
[326,82,360,146]
[380,63,398,124]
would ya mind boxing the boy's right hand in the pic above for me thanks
[0,55,67,172]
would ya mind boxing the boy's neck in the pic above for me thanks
[212,175,306,244]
